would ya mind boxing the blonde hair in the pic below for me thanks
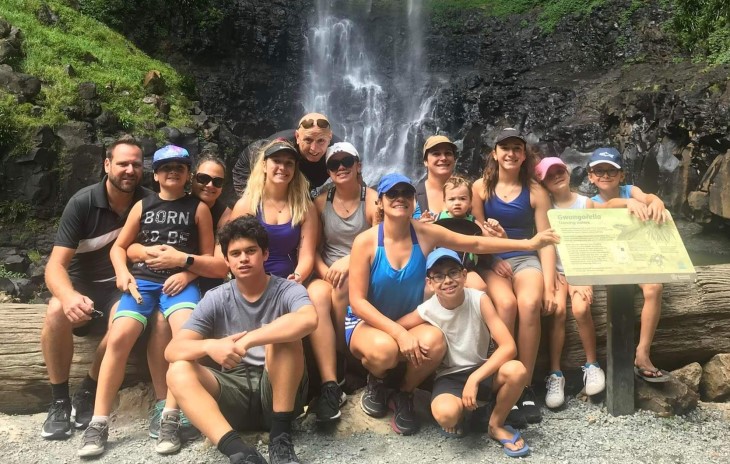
[243,140,312,225]
[442,176,473,200]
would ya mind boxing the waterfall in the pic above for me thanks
[302,0,437,184]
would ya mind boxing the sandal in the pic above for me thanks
[489,425,530,458]
[634,365,671,383]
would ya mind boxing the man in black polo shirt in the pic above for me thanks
[40,136,152,440]
[232,112,338,199]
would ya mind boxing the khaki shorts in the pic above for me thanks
[210,364,308,431]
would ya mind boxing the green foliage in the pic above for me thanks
[668,0,730,64]
[0,200,31,223]
[27,249,42,264]
[0,0,194,150]
[0,265,25,280]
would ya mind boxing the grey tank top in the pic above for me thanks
[321,185,368,267]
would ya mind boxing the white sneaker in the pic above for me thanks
[545,373,565,409]
[583,364,606,396]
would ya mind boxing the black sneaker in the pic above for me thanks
[41,399,73,440]
[230,450,268,464]
[268,432,300,464]
[505,404,528,429]
[316,381,347,422]
[360,374,388,418]
[77,421,108,457]
[519,387,542,424]
[388,391,419,435]
[71,387,94,429]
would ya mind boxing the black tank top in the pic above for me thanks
[132,194,201,283]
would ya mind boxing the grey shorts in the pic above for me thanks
[210,364,308,431]
[431,368,494,402]
[71,279,122,337]
[504,254,542,275]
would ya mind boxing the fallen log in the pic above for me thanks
[1,264,729,414]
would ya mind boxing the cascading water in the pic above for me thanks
[302,0,437,184]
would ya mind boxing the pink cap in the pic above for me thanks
[535,157,568,181]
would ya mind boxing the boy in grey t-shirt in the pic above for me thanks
[165,216,317,464]
[399,248,530,458]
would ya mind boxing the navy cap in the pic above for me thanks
[589,147,622,169]
[494,127,526,146]
[153,145,191,170]
[426,248,462,271]
[377,173,415,196]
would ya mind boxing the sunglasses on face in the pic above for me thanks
[157,164,187,173]
[590,168,620,178]
[195,173,224,188]
[428,268,464,284]
[383,188,415,200]
[299,118,330,129]
[326,155,357,171]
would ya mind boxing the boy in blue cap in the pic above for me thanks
[398,248,530,457]
[78,145,215,457]
[588,147,670,382]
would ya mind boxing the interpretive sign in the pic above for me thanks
[547,209,696,286]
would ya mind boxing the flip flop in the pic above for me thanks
[490,425,530,458]
[634,365,671,383]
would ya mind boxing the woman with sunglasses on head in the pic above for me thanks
[470,128,557,426]
[414,135,458,223]
[230,139,317,284]
[306,142,378,423]
[348,172,559,436]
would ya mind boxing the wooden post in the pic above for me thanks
[606,285,635,416]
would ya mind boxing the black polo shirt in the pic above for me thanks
[55,176,152,283]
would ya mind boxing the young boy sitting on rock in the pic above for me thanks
[398,248,530,458]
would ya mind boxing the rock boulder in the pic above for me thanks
[635,376,699,417]
[700,354,730,402]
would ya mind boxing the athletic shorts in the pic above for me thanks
[210,364,308,431]
[344,308,362,347]
[71,278,122,337]
[431,367,495,402]
[503,255,542,275]
[114,278,199,329]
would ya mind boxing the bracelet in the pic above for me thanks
[293,272,301,280]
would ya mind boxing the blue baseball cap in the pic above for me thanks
[153,145,191,170]
[426,248,462,271]
[589,147,622,169]
[377,173,415,197]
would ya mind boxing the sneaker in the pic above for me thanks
[360,374,388,418]
[268,432,300,464]
[148,399,165,438]
[316,381,347,422]
[545,373,566,409]
[71,386,94,429]
[77,421,108,457]
[155,411,181,455]
[40,399,73,440]
[179,411,201,442]
[388,391,419,435]
[230,450,268,464]
[583,363,606,396]
[519,387,542,423]
[504,404,527,429]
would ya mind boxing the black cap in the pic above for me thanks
[494,128,526,146]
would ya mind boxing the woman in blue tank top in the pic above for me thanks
[231,139,317,282]
[471,128,557,425]
[347,172,559,435]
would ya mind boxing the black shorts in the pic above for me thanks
[431,368,494,402]
[71,279,122,337]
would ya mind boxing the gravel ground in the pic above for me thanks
[2,388,729,464]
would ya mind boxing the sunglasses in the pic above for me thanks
[383,188,415,200]
[90,308,104,319]
[326,155,357,171]
[428,268,464,283]
[299,118,330,129]
[195,173,224,188]
[157,163,188,173]
[590,167,620,178]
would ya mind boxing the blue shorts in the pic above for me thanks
[114,278,199,329]
[344,307,362,347]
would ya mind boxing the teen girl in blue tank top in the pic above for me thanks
[347,172,558,434]
[471,129,557,425]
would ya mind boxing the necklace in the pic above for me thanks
[500,183,520,200]
[266,198,287,213]
[337,196,358,215]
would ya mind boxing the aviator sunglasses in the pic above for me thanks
[195,173,225,188]
[299,118,330,129]
[326,155,357,171]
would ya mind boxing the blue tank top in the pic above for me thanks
[483,185,536,260]
[591,185,632,203]
[256,209,301,277]
[367,222,427,321]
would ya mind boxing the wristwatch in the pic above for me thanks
[184,255,195,269]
